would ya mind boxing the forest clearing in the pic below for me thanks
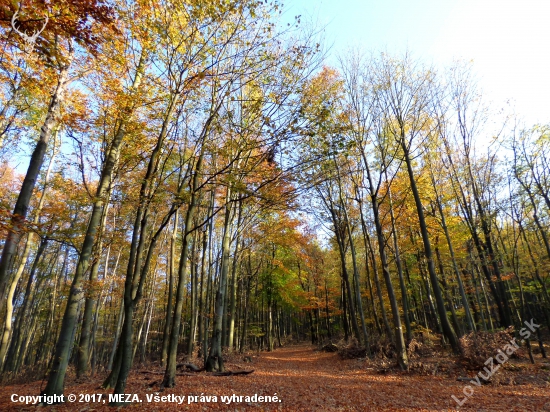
[1,0,550,410]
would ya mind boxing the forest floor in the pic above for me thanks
[1,344,550,411]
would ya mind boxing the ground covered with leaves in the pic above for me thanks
[1,344,549,411]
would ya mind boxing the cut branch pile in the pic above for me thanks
[459,326,517,369]
[320,342,339,352]
[337,338,368,359]
[177,363,204,372]
[370,339,396,359]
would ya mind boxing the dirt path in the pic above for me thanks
[1,345,549,411]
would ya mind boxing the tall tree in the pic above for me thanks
[0,0,114,304]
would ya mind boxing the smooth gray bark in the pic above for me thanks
[0,59,71,303]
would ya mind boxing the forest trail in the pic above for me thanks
[1,344,549,411]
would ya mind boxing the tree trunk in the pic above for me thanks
[186,230,199,355]
[430,175,476,333]
[206,188,234,371]
[0,135,57,366]
[386,181,412,342]
[0,57,72,303]
[162,150,205,388]
[363,160,408,368]
[161,210,178,366]
[3,238,48,371]
[228,198,243,352]
[401,143,459,353]
[42,53,145,398]
[77,200,111,377]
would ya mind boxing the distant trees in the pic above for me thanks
[295,52,548,365]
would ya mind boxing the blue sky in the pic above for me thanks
[283,0,550,125]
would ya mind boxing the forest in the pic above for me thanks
[0,0,549,410]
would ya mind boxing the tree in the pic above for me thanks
[0,0,114,305]
[371,53,460,352]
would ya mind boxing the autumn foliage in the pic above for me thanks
[0,1,548,410]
